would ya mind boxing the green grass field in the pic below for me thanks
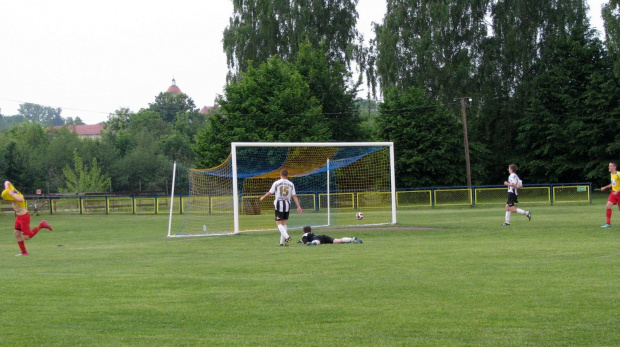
[2,196,619,346]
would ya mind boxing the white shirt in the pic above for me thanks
[269,178,296,206]
[507,173,521,194]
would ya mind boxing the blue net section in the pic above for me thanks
[196,146,386,179]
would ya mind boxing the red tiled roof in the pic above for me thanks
[55,124,104,136]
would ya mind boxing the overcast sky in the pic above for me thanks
[0,0,609,124]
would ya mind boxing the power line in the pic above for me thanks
[0,96,112,115]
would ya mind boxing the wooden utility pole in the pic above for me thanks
[458,97,472,187]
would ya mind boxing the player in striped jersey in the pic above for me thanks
[502,164,532,226]
[259,169,303,246]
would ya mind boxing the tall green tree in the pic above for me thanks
[193,56,330,168]
[377,87,466,187]
[515,24,620,183]
[294,43,364,141]
[374,0,488,99]
[222,0,359,74]
[472,0,592,180]
[602,0,620,77]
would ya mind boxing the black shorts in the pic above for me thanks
[275,210,290,221]
[506,192,519,207]
[314,235,334,244]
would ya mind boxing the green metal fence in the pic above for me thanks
[0,183,592,215]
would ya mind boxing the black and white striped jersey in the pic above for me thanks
[268,178,297,212]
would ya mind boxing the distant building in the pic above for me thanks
[165,78,219,115]
[167,78,182,96]
[200,98,220,115]
[56,124,104,139]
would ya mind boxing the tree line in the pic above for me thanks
[1,0,619,194]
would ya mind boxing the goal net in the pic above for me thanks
[167,142,395,237]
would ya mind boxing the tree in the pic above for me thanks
[468,0,593,180]
[294,43,364,141]
[104,108,133,133]
[103,106,203,167]
[373,0,488,99]
[147,92,200,124]
[110,129,170,192]
[0,140,31,191]
[60,150,111,193]
[18,103,64,126]
[44,127,95,193]
[65,116,85,125]
[0,115,27,132]
[222,0,359,74]
[602,0,620,77]
[193,56,330,168]
[377,87,466,187]
[515,25,620,183]
[0,122,53,192]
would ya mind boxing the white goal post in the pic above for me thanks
[168,142,396,237]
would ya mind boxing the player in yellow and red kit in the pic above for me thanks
[2,181,52,256]
[601,162,620,228]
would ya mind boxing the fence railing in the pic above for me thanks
[396,183,592,208]
[0,183,592,215]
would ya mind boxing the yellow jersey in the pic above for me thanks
[611,171,620,192]
[1,183,26,208]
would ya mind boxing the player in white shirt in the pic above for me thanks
[503,164,532,226]
[259,169,303,246]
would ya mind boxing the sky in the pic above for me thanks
[0,0,609,125]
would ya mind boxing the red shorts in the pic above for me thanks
[608,191,620,205]
[14,212,32,235]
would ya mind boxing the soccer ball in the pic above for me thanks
[356,212,364,220]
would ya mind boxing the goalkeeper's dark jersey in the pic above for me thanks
[302,232,334,244]
[302,232,316,244]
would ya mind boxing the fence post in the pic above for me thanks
[550,184,555,205]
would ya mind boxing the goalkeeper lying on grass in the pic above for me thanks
[299,226,362,246]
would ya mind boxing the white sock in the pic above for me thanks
[279,234,285,245]
[505,211,511,224]
[278,224,289,239]
[516,208,525,215]
[341,237,354,243]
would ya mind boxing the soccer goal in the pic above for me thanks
[167,142,396,237]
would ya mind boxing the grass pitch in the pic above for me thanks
[1,196,619,346]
